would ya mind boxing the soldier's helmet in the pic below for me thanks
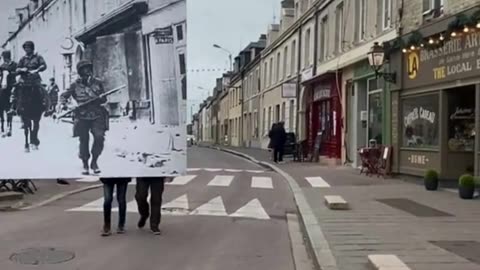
[76,60,93,73]
[1,50,11,59]
[22,41,35,50]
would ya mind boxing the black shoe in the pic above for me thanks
[91,160,101,174]
[82,160,89,175]
[137,216,147,228]
[57,179,69,185]
[151,228,161,235]
[24,145,30,153]
[117,227,125,234]
[101,226,111,237]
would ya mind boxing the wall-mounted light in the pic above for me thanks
[464,26,470,33]
[428,38,434,44]
[367,42,396,84]
[439,34,444,41]
[451,31,457,37]
[410,45,416,50]
[476,22,480,28]
[402,48,407,53]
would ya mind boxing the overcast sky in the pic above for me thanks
[187,0,281,120]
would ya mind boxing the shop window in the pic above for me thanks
[448,86,475,152]
[402,95,439,149]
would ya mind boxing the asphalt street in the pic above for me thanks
[0,147,308,270]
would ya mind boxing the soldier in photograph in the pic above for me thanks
[0,50,17,137]
[60,60,108,175]
[13,41,48,152]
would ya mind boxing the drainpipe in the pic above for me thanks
[240,69,245,147]
[295,24,303,142]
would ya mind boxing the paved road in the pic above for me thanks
[0,147,308,270]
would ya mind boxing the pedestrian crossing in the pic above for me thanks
[66,193,271,220]
[76,174,277,189]
[75,174,332,188]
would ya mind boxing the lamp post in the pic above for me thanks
[367,42,396,83]
[213,44,233,72]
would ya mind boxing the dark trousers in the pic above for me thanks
[103,182,128,228]
[273,146,284,163]
[75,118,105,162]
[21,114,41,146]
[135,178,165,229]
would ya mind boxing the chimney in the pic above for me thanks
[280,0,295,32]
[267,24,280,46]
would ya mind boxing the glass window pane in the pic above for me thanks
[368,92,383,144]
[448,86,475,151]
[402,94,439,148]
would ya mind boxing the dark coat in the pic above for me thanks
[270,124,287,148]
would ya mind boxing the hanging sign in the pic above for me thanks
[152,26,174,44]
[313,85,331,101]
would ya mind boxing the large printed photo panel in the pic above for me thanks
[0,0,187,179]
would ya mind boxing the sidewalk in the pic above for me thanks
[214,145,480,270]
[0,179,101,211]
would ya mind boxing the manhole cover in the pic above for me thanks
[10,248,75,265]
[376,198,453,217]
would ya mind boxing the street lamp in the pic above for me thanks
[367,42,396,84]
[213,44,233,72]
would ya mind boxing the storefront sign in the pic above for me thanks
[313,85,331,101]
[302,67,313,82]
[404,31,480,88]
[282,83,297,98]
[152,26,174,44]
[450,107,475,120]
[404,107,436,127]
[408,154,430,165]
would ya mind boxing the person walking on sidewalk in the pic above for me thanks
[60,60,109,175]
[46,78,59,117]
[100,177,131,236]
[271,121,287,163]
[0,50,17,137]
[267,123,277,154]
[135,177,170,235]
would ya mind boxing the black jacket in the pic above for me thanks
[270,125,287,148]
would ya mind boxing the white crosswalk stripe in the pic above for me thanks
[66,195,271,220]
[190,196,227,216]
[251,177,273,189]
[229,199,269,220]
[167,175,197,185]
[305,177,330,188]
[207,175,234,187]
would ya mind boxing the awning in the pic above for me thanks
[301,70,338,86]
[75,1,148,44]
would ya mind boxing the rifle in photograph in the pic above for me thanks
[56,84,127,120]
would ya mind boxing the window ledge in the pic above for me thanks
[399,147,439,152]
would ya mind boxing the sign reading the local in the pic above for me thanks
[152,26,174,44]
[404,31,480,88]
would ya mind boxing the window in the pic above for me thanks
[281,102,286,122]
[269,58,274,86]
[423,0,444,17]
[256,69,260,93]
[176,24,184,41]
[295,2,299,19]
[447,86,475,152]
[358,0,367,41]
[289,100,295,132]
[263,108,267,134]
[179,54,186,75]
[283,46,288,78]
[335,4,344,53]
[264,62,268,88]
[276,52,281,83]
[402,95,439,149]
[275,104,280,122]
[268,106,272,133]
[382,0,392,30]
[320,16,328,61]
[304,28,311,67]
[291,40,296,75]
[301,0,308,13]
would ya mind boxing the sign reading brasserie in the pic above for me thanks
[405,31,480,88]
[313,85,330,101]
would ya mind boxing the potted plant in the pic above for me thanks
[424,169,439,191]
[458,174,475,199]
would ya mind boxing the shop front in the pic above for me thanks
[303,73,342,161]
[390,9,480,179]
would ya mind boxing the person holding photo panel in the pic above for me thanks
[100,177,131,236]
[135,177,170,235]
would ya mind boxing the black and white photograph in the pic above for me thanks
[0,0,187,179]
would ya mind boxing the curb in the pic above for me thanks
[208,145,338,270]
[0,184,103,212]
